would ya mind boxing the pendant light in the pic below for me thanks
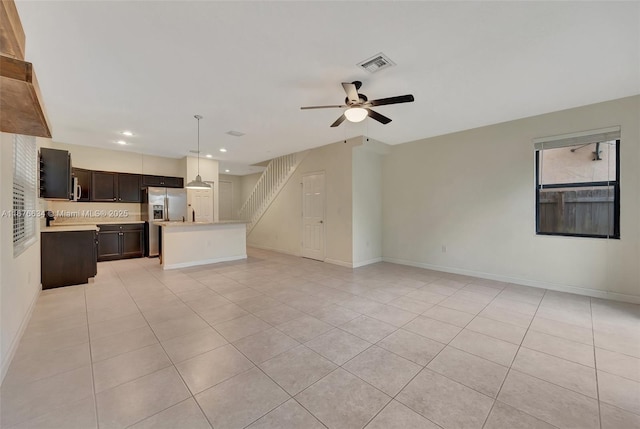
[186,114,211,189]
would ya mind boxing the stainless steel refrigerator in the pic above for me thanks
[142,187,187,257]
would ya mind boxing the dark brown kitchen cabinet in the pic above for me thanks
[39,148,72,200]
[91,171,118,201]
[162,176,184,188]
[91,171,142,202]
[97,223,144,261]
[117,173,141,202]
[41,230,98,289]
[72,168,91,201]
[122,227,144,258]
[141,175,164,187]
[97,228,121,260]
[142,175,184,188]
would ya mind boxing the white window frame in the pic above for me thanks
[13,134,37,257]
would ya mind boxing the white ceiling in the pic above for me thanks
[16,1,640,175]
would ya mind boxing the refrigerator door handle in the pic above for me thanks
[165,196,169,221]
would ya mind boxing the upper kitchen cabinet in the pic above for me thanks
[40,148,71,200]
[72,168,91,202]
[91,171,142,202]
[141,175,164,187]
[162,176,184,188]
[142,175,184,188]
[0,1,51,137]
[118,173,141,202]
[91,171,118,202]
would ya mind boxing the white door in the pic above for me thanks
[301,172,325,261]
[219,180,233,220]
[187,188,214,222]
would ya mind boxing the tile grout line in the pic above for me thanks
[11,253,635,429]
[132,260,334,427]
[590,297,603,429]
[82,283,101,429]
[360,280,502,429]
[111,262,215,429]
[221,342,328,429]
[480,288,549,429]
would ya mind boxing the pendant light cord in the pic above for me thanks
[195,114,203,176]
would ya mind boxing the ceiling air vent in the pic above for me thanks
[226,130,245,137]
[357,53,396,73]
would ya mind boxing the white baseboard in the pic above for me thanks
[325,258,353,268]
[352,257,383,268]
[1,284,41,383]
[382,257,640,305]
[163,255,247,270]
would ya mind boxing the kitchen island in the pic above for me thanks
[158,221,247,269]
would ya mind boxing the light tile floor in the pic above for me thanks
[2,248,639,429]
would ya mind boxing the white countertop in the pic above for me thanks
[42,225,100,233]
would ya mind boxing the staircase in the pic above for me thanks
[239,151,308,234]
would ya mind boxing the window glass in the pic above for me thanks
[539,141,617,185]
[536,139,619,239]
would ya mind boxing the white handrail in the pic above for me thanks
[238,152,308,233]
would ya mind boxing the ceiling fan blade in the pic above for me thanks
[341,82,360,104]
[301,105,347,110]
[366,108,392,125]
[368,94,415,107]
[330,114,347,127]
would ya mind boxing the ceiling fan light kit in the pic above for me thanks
[301,80,414,127]
[186,114,211,189]
[344,107,368,123]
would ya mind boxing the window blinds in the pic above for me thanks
[13,134,37,256]
[533,126,621,150]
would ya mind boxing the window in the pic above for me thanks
[534,127,620,239]
[13,134,37,256]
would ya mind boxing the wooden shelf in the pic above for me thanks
[0,0,26,60]
[0,55,51,137]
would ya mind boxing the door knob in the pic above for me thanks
[319,220,323,223]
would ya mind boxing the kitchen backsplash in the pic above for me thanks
[47,201,142,225]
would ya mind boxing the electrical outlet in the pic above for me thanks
[442,245,447,253]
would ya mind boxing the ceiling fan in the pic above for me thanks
[301,81,414,127]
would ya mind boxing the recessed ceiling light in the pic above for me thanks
[116,140,127,145]
[121,131,133,136]
[225,169,230,173]
[219,148,227,153]
[206,154,213,158]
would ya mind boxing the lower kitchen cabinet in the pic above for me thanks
[41,230,98,289]
[97,223,144,261]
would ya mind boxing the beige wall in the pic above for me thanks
[186,156,219,222]
[219,174,243,218]
[46,141,185,177]
[240,173,262,206]
[352,140,387,267]
[382,95,640,302]
[1,133,45,381]
[48,202,142,225]
[248,138,360,266]
[42,142,186,224]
